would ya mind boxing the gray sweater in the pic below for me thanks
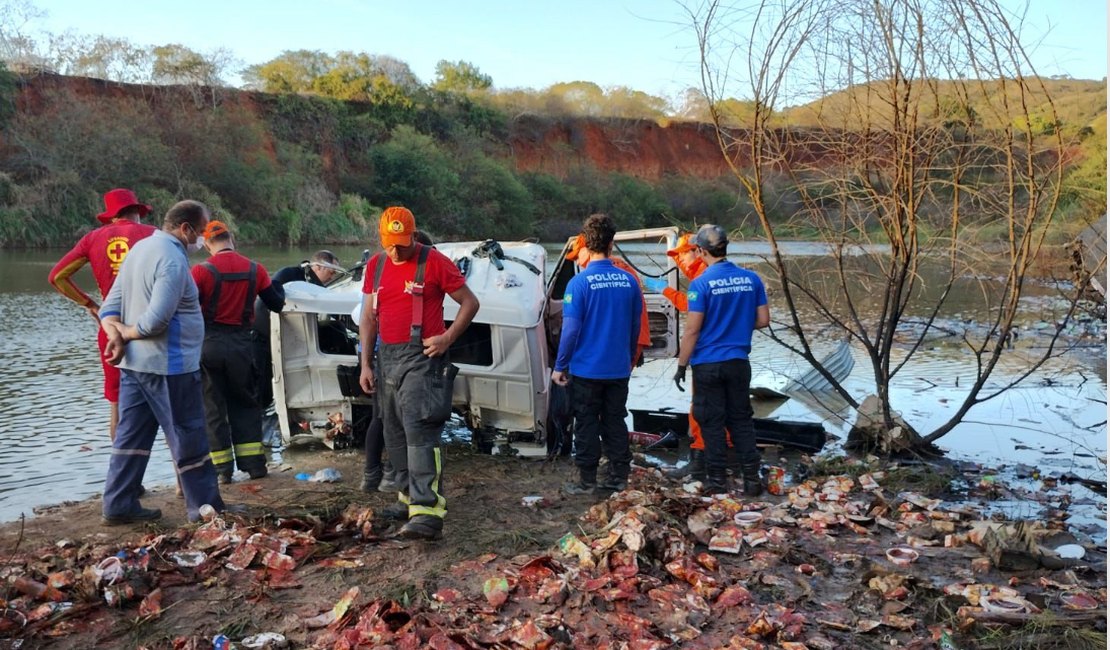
[100,230,204,375]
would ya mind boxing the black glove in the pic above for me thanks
[673,364,687,392]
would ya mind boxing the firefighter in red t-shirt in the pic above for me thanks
[48,188,157,441]
[358,207,480,540]
[191,221,284,483]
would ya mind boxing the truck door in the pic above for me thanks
[544,227,680,362]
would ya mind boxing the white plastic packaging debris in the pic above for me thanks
[241,632,290,648]
[169,551,208,568]
[309,468,342,483]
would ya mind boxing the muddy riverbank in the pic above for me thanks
[0,441,1104,649]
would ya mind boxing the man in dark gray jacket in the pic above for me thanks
[99,200,226,524]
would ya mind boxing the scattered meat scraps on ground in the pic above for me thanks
[0,447,1104,649]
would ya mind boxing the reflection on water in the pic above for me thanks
[0,244,1104,528]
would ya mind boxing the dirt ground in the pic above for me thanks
[0,442,1105,650]
[0,442,592,649]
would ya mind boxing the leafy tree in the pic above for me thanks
[455,150,533,236]
[605,86,669,119]
[46,33,150,83]
[433,60,492,94]
[547,81,606,116]
[366,125,460,230]
[151,43,232,85]
[242,49,331,93]
[601,173,668,229]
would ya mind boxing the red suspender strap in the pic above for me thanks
[410,244,430,343]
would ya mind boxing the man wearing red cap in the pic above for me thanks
[49,188,157,442]
[358,207,479,540]
[192,221,284,483]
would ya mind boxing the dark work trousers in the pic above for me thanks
[569,376,633,483]
[104,370,225,522]
[201,326,266,475]
[691,359,758,476]
[252,308,274,407]
[378,342,454,520]
[363,411,385,477]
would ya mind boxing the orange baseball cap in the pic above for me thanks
[379,206,415,247]
[202,220,229,239]
[667,233,697,258]
[565,234,586,260]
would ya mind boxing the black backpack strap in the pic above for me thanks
[202,262,221,324]
[202,260,255,326]
[240,261,257,326]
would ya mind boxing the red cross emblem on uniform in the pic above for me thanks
[106,240,130,263]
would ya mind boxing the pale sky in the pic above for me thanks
[30,0,1110,102]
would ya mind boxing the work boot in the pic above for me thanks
[726,446,742,477]
[399,515,443,540]
[563,471,598,496]
[215,463,233,485]
[742,462,764,497]
[667,449,706,481]
[379,463,399,493]
[380,501,409,521]
[102,506,162,526]
[703,470,729,496]
[247,465,268,480]
[596,475,628,493]
[360,467,383,494]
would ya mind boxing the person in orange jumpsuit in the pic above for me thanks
[642,233,734,480]
[48,189,157,442]
[566,234,652,363]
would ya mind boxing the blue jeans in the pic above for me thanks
[103,369,224,522]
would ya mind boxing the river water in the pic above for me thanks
[0,241,1105,540]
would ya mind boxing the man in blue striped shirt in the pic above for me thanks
[552,214,644,495]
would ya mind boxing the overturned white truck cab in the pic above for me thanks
[271,229,682,451]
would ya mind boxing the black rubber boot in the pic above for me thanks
[564,470,598,496]
[689,449,707,481]
[381,501,409,520]
[399,514,443,540]
[704,470,729,495]
[360,467,383,494]
[596,474,628,493]
[742,462,764,497]
[726,446,742,477]
[215,463,234,485]
[668,449,706,481]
